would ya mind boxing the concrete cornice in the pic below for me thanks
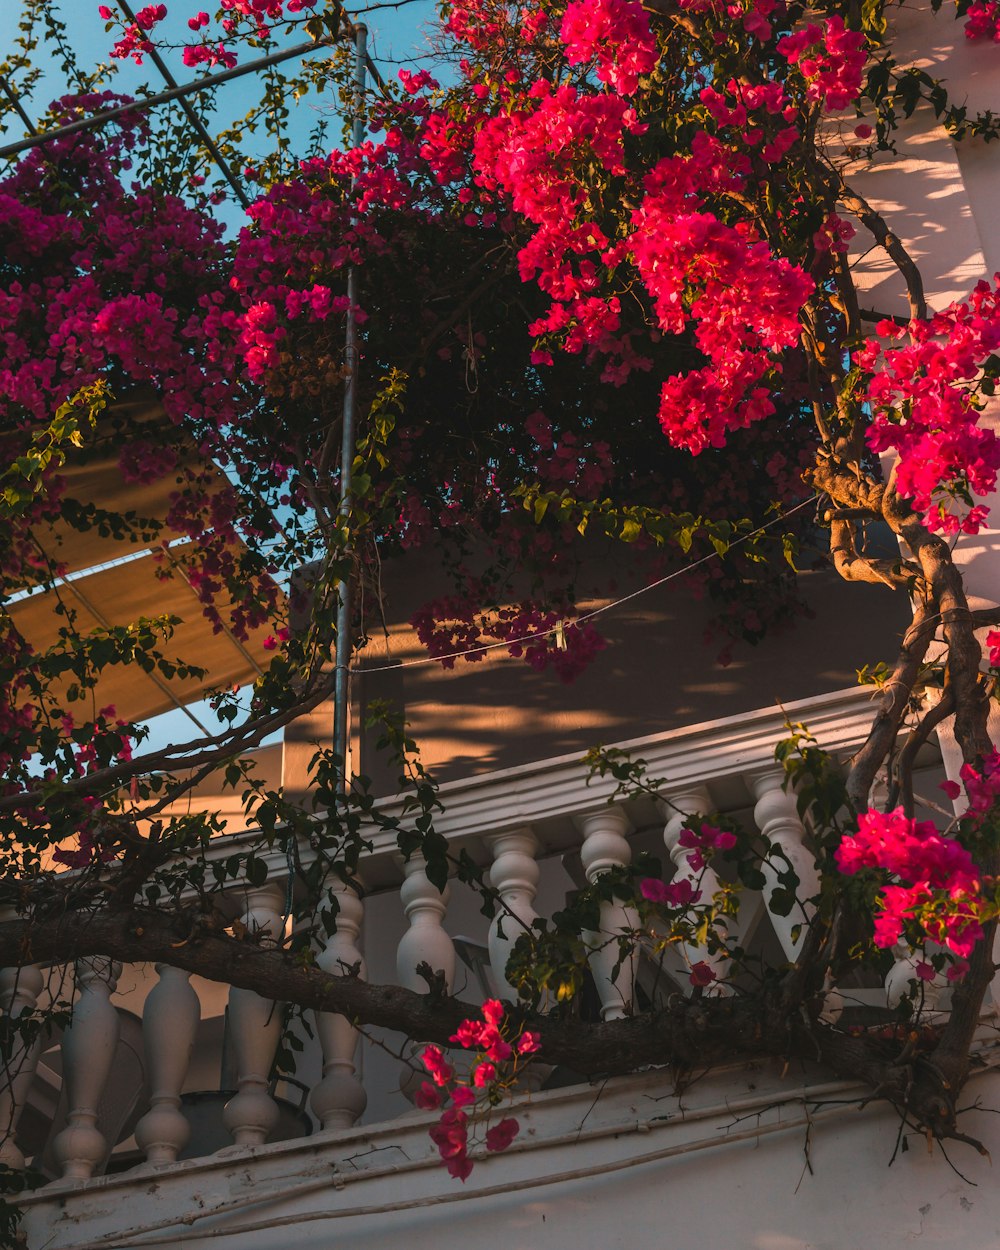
[202,686,877,883]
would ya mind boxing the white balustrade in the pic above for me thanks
[660,786,729,987]
[396,854,455,1100]
[0,962,44,1170]
[222,881,286,1148]
[53,957,122,1182]
[21,741,919,1178]
[750,770,820,960]
[134,965,200,1165]
[486,828,540,998]
[579,808,638,1020]
[311,878,367,1131]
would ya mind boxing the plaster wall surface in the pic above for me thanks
[19,1061,1000,1250]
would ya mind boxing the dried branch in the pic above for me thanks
[0,668,338,815]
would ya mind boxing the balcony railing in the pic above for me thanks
[1,685,943,1188]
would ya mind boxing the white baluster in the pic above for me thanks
[750,769,820,961]
[311,879,367,1131]
[396,855,455,994]
[0,963,44,1170]
[486,828,540,999]
[134,965,200,1165]
[53,957,121,1182]
[885,940,944,1013]
[222,881,285,1148]
[396,855,455,1100]
[661,786,729,987]
[579,808,638,1020]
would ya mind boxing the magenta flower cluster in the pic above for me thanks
[859,279,1000,534]
[835,808,990,961]
[418,1000,540,1181]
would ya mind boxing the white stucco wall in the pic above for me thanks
[19,1058,1000,1250]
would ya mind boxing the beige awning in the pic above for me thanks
[7,393,282,724]
[22,391,223,581]
[9,552,279,723]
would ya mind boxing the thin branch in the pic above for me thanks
[0,669,338,814]
[889,686,956,815]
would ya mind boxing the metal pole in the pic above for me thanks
[332,24,367,797]
[0,36,333,162]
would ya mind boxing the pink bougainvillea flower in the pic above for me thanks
[421,1044,455,1087]
[451,1084,476,1108]
[414,1081,443,1110]
[640,877,701,906]
[836,807,990,958]
[481,999,505,1027]
[429,1108,472,1180]
[472,1061,497,1087]
[450,1018,484,1048]
[484,1117,520,1153]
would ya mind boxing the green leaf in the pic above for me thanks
[246,856,269,888]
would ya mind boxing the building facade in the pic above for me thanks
[7,5,1000,1246]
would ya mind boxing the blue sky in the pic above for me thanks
[1,1,442,197]
[0,1,440,106]
[1,0,441,756]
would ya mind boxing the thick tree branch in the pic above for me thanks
[0,905,971,1138]
[881,484,992,764]
[829,517,915,589]
[846,595,937,811]
[839,183,928,322]
[805,451,886,516]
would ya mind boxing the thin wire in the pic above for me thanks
[351,494,819,675]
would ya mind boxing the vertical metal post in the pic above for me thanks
[333,24,368,798]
